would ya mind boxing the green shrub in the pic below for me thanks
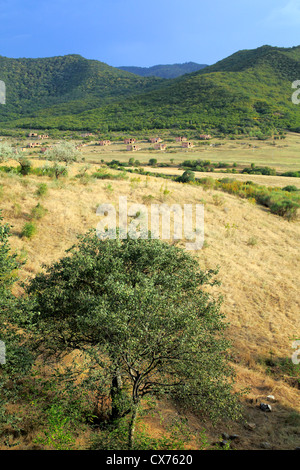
[30,203,48,220]
[199,176,216,191]
[242,165,276,176]
[33,164,68,179]
[247,236,258,246]
[52,163,68,179]
[282,185,299,192]
[217,162,230,168]
[270,199,299,220]
[281,171,300,178]
[89,414,208,451]
[254,190,272,207]
[177,170,195,183]
[35,183,48,197]
[18,158,32,176]
[21,222,37,239]
[104,183,114,193]
[33,405,75,450]
[92,169,128,180]
[0,165,19,174]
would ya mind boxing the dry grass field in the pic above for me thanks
[138,167,300,188]
[1,150,300,449]
[7,129,300,172]
[73,131,300,172]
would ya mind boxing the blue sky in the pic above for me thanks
[0,0,300,67]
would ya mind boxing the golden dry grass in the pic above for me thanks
[70,131,300,171]
[139,166,300,188]
[8,129,300,172]
[1,161,300,449]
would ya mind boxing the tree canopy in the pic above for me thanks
[0,142,14,163]
[44,141,79,165]
[27,231,241,447]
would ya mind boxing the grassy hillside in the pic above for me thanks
[0,158,299,450]
[117,62,208,78]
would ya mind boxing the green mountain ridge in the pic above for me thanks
[117,62,208,79]
[196,45,300,75]
[1,46,300,134]
[0,54,162,120]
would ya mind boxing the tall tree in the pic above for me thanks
[27,231,241,448]
[44,141,79,178]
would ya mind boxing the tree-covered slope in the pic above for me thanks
[195,45,300,75]
[1,46,300,134]
[0,54,162,121]
[117,62,208,79]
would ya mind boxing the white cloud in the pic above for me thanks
[267,0,300,26]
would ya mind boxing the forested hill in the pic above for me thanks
[195,44,300,75]
[0,54,162,121]
[117,62,208,78]
[1,46,300,135]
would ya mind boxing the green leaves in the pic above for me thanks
[2,46,300,134]
[0,142,14,163]
[44,141,79,165]
[27,231,240,424]
[0,212,19,301]
[0,212,34,432]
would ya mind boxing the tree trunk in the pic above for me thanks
[110,368,123,421]
[128,400,139,450]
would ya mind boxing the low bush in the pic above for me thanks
[30,203,48,220]
[17,158,32,176]
[197,178,300,220]
[270,199,299,220]
[35,183,48,197]
[177,170,195,183]
[92,169,128,180]
[31,165,67,178]
[242,165,276,176]
[21,222,37,239]
[282,185,299,192]
[281,171,300,178]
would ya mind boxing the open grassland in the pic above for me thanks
[138,167,300,189]
[4,130,300,173]
[1,160,300,450]
[77,132,300,173]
